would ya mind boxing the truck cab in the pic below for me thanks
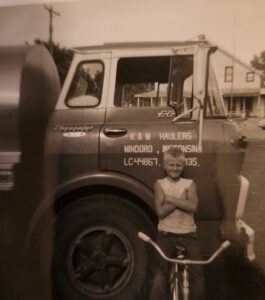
[0,39,255,300]
[45,39,254,300]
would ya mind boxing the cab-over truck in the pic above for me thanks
[0,37,255,300]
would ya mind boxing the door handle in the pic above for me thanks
[104,128,127,136]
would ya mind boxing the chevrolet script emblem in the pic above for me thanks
[158,110,175,118]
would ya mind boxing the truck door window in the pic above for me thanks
[114,56,194,118]
[205,55,226,117]
[168,55,193,116]
[66,61,104,107]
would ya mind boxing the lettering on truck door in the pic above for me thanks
[100,54,200,189]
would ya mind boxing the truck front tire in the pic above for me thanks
[52,194,155,300]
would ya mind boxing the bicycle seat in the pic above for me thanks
[172,245,187,259]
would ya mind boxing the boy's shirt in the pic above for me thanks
[157,177,197,234]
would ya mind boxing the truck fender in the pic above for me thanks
[25,171,154,248]
[220,176,255,261]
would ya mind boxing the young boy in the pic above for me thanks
[149,147,204,300]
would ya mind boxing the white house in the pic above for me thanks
[131,38,265,118]
[213,47,264,118]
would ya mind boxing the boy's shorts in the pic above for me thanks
[153,230,204,299]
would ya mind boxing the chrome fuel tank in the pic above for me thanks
[0,45,60,190]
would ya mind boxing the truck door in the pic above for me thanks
[100,49,226,251]
[100,53,201,189]
[49,52,111,185]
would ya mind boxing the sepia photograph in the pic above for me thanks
[0,0,265,299]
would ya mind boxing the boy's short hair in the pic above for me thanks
[163,147,185,161]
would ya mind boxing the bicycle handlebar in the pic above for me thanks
[138,232,230,265]
[138,231,152,242]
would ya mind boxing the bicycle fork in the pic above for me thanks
[173,264,189,300]
[182,265,189,300]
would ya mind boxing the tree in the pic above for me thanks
[251,51,265,75]
[34,39,73,85]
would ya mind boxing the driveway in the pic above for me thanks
[239,118,265,273]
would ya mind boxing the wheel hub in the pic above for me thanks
[92,252,107,269]
[67,226,134,297]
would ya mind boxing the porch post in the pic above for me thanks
[257,94,262,117]
[243,98,246,118]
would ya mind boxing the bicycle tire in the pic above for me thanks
[52,194,155,300]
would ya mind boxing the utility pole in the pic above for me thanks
[44,5,60,55]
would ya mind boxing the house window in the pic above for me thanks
[246,72,254,82]
[224,66,233,82]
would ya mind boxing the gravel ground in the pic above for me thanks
[201,118,265,300]
[240,118,265,273]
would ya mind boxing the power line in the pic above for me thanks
[44,5,60,55]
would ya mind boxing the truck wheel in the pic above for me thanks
[52,194,155,300]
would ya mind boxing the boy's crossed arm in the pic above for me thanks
[154,181,198,219]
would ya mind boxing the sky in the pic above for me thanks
[0,0,265,65]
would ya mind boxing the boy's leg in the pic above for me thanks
[148,270,169,300]
[177,235,205,300]
[149,232,176,300]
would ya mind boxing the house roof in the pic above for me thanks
[260,88,265,95]
[208,39,263,76]
[222,87,260,97]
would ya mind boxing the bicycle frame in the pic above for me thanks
[171,260,189,300]
[138,232,230,300]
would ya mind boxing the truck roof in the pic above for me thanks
[72,39,211,53]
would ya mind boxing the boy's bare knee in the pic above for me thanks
[149,271,169,300]
[153,270,167,283]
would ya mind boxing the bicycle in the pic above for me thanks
[138,232,231,300]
